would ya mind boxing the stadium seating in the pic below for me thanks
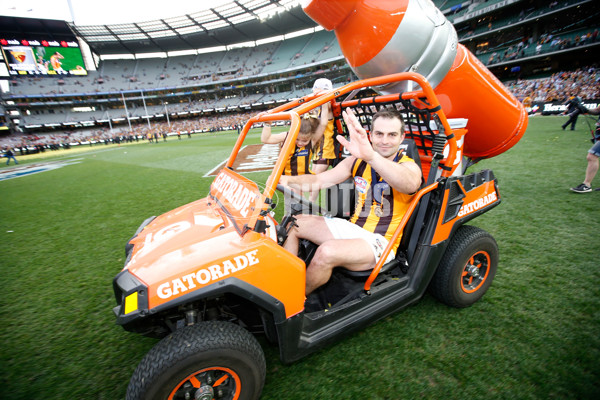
[260,35,312,74]
[477,27,598,66]
[434,0,466,12]
[1,0,596,145]
[5,31,342,97]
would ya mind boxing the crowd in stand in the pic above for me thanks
[0,111,253,154]
[537,29,599,51]
[3,66,600,156]
[485,29,599,66]
[506,66,600,103]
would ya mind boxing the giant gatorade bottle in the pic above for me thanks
[302,0,528,160]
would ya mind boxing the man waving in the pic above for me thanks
[280,108,422,295]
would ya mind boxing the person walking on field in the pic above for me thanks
[562,92,585,131]
[571,106,600,193]
[3,147,19,165]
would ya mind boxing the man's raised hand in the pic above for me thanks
[337,108,375,161]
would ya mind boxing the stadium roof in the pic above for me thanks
[68,0,319,56]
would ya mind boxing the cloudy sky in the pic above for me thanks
[1,0,231,25]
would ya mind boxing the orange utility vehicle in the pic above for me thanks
[114,72,506,400]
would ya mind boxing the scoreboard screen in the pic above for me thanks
[0,16,88,77]
[1,40,87,76]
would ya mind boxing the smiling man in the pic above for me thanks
[280,108,422,295]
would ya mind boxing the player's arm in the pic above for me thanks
[368,152,422,194]
[339,109,421,194]
[310,104,331,147]
[261,124,287,144]
[280,156,354,192]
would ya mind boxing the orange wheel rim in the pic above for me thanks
[168,366,241,400]
[460,250,491,294]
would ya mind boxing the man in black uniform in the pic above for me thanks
[562,92,586,131]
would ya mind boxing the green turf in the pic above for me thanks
[0,117,598,399]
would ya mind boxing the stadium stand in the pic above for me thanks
[478,27,598,66]
[260,35,313,74]
[1,0,598,151]
[506,67,599,103]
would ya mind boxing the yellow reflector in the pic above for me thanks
[124,292,138,314]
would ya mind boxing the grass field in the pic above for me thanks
[1,116,598,399]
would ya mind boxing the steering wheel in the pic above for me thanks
[275,184,327,246]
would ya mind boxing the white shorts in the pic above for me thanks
[323,217,396,264]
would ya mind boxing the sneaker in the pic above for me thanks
[570,183,592,193]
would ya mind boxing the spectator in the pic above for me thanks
[571,106,600,193]
[3,147,19,165]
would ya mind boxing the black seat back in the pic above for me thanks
[398,138,422,177]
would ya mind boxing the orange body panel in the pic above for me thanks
[432,179,499,245]
[125,190,306,318]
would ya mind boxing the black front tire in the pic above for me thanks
[429,225,498,308]
[126,321,266,400]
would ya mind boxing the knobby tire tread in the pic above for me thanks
[429,225,497,308]
[126,321,265,400]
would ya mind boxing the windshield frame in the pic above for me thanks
[213,72,457,235]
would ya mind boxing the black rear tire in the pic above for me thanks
[126,321,266,400]
[429,225,498,308]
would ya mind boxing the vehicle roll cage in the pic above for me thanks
[223,72,460,291]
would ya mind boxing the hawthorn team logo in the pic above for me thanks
[3,46,36,71]
[10,51,27,63]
